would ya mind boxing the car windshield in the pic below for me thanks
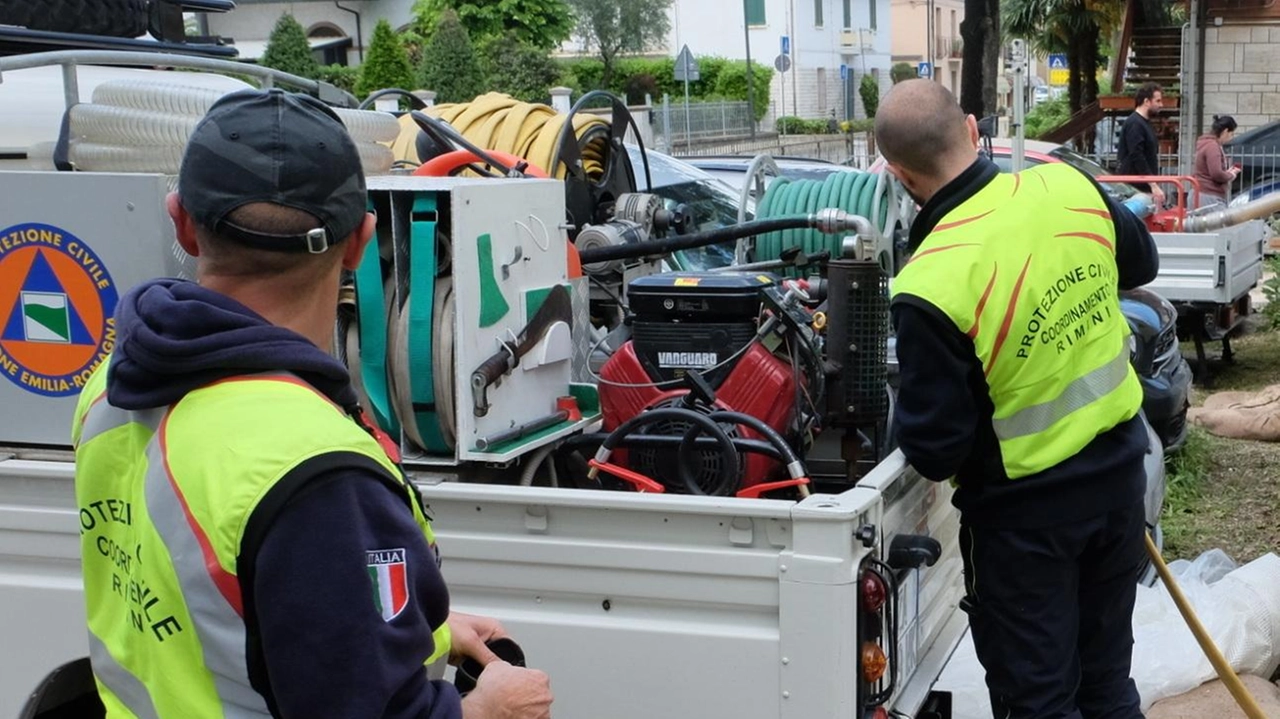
[625,145,748,269]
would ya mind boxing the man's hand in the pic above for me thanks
[1152,186,1166,206]
[460,661,553,719]
[447,612,508,667]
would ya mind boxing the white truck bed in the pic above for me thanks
[0,448,964,719]
[1146,220,1267,306]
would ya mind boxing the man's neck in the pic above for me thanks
[915,153,977,206]
[200,276,339,353]
[1136,107,1150,120]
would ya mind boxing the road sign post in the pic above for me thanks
[774,52,791,134]
[674,45,700,148]
[840,64,848,120]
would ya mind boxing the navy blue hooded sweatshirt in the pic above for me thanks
[106,278,462,719]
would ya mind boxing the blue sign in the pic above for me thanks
[1047,53,1068,69]
[781,35,790,55]
[917,62,932,78]
[840,64,848,80]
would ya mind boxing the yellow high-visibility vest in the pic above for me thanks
[891,163,1143,478]
[72,366,451,718]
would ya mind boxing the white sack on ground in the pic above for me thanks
[932,550,1280,717]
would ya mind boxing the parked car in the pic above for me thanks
[1224,119,1280,199]
[623,144,745,270]
[676,154,861,191]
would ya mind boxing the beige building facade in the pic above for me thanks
[889,0,964,97]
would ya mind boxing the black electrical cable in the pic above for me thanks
[576,215,820,266]
[596,407,739,494]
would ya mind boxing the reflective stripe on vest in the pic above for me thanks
[73,367,450,718]
[991,345,1132,442]
[890,163,1144,478]
[78,398,270,718]
[89,633,160,719]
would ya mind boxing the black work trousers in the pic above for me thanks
[959,501,1147,719]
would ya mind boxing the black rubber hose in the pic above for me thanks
[598,407,739,494]
[700,411,804,475]
[408,110,522,177]
[576,215,819,265]
[358,88,427,111]
[674,410,807,496]
[563,433,784,461]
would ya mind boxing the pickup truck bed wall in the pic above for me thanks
[1147,221,1266,306]
[0,449,965,719]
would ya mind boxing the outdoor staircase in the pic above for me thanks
[1040,21,1185,153]
[1125,26,1183,88]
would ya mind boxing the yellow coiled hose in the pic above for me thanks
[389,92,612,180]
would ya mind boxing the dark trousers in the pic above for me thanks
[959,502,1147,719]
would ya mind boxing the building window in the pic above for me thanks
[869,0,877,30]
[747,0,766,26]
[815,0,823,26]
[842,0,852,29]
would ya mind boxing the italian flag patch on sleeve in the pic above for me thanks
[367,548,410,621]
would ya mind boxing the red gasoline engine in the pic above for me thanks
[596,273,813,496]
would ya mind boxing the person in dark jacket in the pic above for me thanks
[1193,114,1241,207]
[73,88,552,719]
[876,79,1159,719]
[1117,82,1165,205]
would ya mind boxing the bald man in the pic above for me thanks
[878,80,1158,719]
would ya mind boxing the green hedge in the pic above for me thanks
[775,116,838,134]
[559,56,773,121]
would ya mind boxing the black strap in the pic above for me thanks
[216,221,333,255]
[54,106,75,172]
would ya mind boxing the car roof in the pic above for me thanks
[623,144,739,191]
[1224,120,1280,150]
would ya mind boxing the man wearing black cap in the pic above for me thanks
[71,88,553,719]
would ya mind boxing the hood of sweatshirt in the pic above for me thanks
[1196,133,1219,153]
[106,278,357,411]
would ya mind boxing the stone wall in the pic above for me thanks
[1201,22,1280,131]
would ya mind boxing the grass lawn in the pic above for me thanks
[1162,316,1280,564]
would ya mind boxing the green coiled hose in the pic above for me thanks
[753,171,891,276]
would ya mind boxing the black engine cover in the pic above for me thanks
[627,272,773,385]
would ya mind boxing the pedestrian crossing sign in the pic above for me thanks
[1048,54,1068,70]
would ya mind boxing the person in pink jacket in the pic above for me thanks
[1193,115,1241,207]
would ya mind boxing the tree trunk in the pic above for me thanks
[980,0,999,118]
[1067,39,1082,115]
[959,0,999,117]
[1081,22,1100,108]
[1080,20,1101,153]
[600,53,614,90]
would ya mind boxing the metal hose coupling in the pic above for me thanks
[812,208,875,236]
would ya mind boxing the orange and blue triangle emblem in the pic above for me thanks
[0,222,118,398]
[2,249,95,345]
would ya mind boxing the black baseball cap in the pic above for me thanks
[178,88,367,254]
